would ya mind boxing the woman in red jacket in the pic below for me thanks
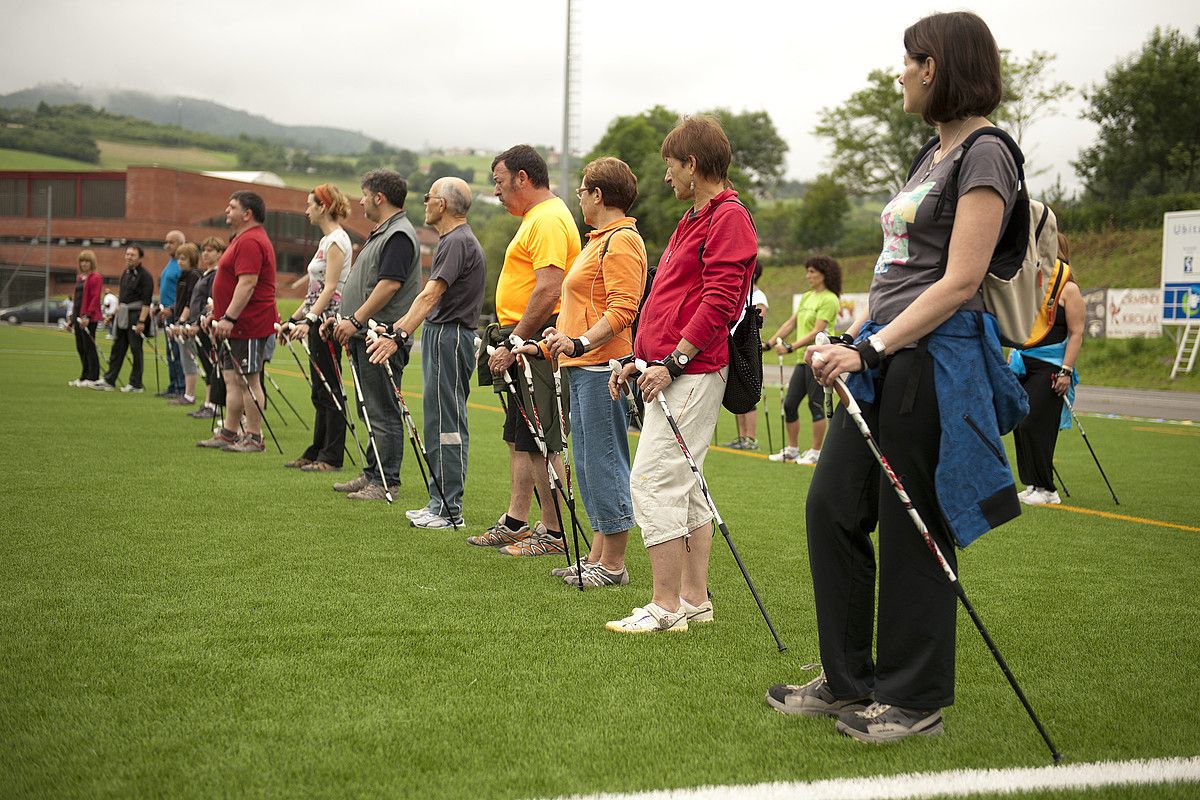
[69,249,104,386]
[607,115,758,634]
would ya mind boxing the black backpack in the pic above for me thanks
[907,127,1067,348]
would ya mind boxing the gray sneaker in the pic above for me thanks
[411,513,464,530]
[551,558,594,578]
[766,670,871,717]
[223,434,265,453]
[197,428,239,449]
[564,564,629,588]
[333,474,370,493]
[347,482,389,501]
[836,702,944,743]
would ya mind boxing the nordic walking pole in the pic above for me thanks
[516,334,585,590]
[1064,397,1119,505]
[297,327,361,466]
[775,341,786,456]
[482,339,590,562]
[761,341,774,454]
[1052,465,1070,498]
[630,358,787,652]
[815,354,1060,762]
[607,359,644,430]
[151,313,161,393]
[368,322,457,527]
[276,322,312,386]
[321,321,370,465]
[220,338,283,453]
[340,317,393,504]
[264,365,308,429]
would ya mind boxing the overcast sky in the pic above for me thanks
[3,0,1198,194]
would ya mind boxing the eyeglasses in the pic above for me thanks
[575,186,594,198]
[423,193,445,203]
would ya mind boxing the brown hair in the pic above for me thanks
[805,254,843,297]
[77,249,97,273]
[312,183,351,220]
[660,115,732,183]
[582,156,638,214]
[200,236,226,253]
[176,242,200,269]
[1056,232,1070,264]
[903,12,1003,126]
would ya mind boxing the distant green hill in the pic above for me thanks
[0,83,378,155]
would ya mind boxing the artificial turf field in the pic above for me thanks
[1,324,1198,799]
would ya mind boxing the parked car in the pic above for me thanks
[0,299,70,324]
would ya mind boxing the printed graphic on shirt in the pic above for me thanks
[874,180,935,274]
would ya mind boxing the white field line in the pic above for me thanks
[542,756,1200,800]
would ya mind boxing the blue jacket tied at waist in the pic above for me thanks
[845,311,1029,548]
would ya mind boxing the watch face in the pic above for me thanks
[677,353,689,365]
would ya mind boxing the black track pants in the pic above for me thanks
[805,348,958,710]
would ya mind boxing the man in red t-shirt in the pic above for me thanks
[199,190,278,452]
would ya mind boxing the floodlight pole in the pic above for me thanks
[559,0,578,197]
[43,185,51,325]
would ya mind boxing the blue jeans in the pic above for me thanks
[166,335,184,392]
[347,337,405,488]
[566,366,635,534]
[420,322,475,518]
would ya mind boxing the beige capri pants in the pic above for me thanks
[630,368,727,547]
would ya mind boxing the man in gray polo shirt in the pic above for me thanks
[331,169,422,500]
[367,176,486,528]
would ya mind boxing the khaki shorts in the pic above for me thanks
[631,368,727,547]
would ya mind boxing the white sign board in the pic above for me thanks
[1106,288,1162,338]
[1162,210,1200,325]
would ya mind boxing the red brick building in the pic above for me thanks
[0,167,436,306]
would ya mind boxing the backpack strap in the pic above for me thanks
[599,225,636,265]
[907,136,940,181]
[933,126,1025,221]
[698,198,756,263]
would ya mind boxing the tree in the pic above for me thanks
[814,69,932,196]
[994,50,1072,148]
[1074,27,1200,200]
[584,105,788,259]
[795,174,849,251]
[816,53,1073,195]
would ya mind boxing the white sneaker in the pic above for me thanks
[68,379,80,387]
[406,506,436,521]
[680,597,714,623]
[768,447,800,462]
[411,514,465,530]
[605,603,688,634]
[797,449,821,465]
[120,384,144,393]
[1018,485,1037,499]
[1019,487,1043,506]
[90,379,114,391]
[1025,489,1061,506]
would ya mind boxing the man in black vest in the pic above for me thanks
[331,169,422,501]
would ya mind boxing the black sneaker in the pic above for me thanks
[836,702,944,743]
[766,670,871,717]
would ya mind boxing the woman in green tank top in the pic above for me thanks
[765,255,841,464]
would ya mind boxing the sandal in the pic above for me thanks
[301,461,341,472]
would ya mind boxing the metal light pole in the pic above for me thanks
[559,0,579,196]
[43,185,51,325]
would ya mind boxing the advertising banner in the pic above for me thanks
[1162,211,1200,325]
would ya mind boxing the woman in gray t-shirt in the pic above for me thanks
[769,11,1020,744]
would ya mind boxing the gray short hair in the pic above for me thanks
[438,179,472,217]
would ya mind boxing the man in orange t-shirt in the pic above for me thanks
[466,145,581,557]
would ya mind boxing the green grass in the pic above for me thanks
[1,325,1198,798]
[0,147,101,171]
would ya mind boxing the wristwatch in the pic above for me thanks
[348,315,365,331]
[396,328,410,342]
[571,335,591,357]
[664,349,689,378]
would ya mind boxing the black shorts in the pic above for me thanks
[784,363,827,423]
[218,336,269,374]
[500,357,568,453]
